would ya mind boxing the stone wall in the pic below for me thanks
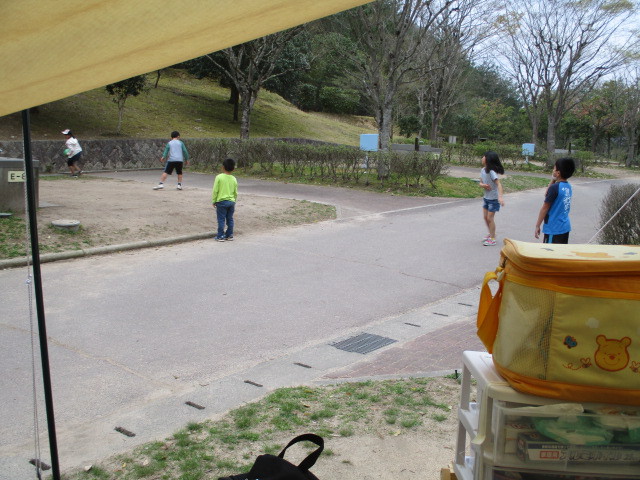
[0,137,343,173]
[0,138,166,173]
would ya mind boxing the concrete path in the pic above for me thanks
[0,169,636,479]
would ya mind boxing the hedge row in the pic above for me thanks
[188,139,449,187]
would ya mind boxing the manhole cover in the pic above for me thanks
[331,333,397,354]
[51,219,81,232]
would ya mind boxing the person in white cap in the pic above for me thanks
[61,129,83,177]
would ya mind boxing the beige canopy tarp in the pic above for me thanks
[0,0,370,118]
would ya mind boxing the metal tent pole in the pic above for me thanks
[22,109,61,480]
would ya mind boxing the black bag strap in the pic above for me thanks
[277,433,324,471]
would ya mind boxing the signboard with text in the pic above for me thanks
[8,170,26,182]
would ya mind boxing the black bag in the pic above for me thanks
[219,433,324,480]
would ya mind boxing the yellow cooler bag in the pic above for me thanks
[477,239,640,405]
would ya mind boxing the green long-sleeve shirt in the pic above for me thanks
[212,173,238,203]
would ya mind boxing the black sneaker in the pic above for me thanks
[225,235,234,241]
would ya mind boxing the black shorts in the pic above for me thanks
[164,161,183,175]
[543,232,569,244]
[67,152,82,167]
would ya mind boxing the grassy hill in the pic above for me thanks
[0,69,376,145]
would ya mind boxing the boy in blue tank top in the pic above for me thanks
[535,157,575,244]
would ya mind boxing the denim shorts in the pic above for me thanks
[483,198,500,213]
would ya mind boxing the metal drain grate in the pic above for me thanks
[331,333,397,354]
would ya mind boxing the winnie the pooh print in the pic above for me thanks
[594,335,631,372]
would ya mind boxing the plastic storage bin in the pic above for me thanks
[454,351,640,480]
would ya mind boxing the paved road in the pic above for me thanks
[0,169,636,478]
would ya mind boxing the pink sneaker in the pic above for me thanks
[483,238,497,246]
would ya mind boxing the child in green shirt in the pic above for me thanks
[212,158,238,241]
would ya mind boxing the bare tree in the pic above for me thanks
[497,10,546,146]
[207,28,303,139]
[615,70,640,166]
[577,81,620,153]
[497,0,635,164]
[414,0,492,142]
[343,0,455,152]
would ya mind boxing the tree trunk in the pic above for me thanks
[377,103,394,178]
[530,114,539,148]
[239,89,256,140]
[429,110,440,143]
[379,106,393,150]
[626,128,637,167]
[116,104,124,135]
[416,94,426,140]
[546,115,557,166]
[240,101,251,140]
[229,85,240,122]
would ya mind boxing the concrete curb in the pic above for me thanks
[0,231,215,269]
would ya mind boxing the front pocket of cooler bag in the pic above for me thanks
[493,279,555,380]
[547,291,640,390]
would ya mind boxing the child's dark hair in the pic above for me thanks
[223,158,236,172]
[484,151,504,175]
[555,157,575,180]
[171,130,180,138]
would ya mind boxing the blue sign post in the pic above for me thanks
[360,134,378,184]
[522,143,535,164]
[360,134,379,152]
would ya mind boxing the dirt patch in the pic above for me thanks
[32,176,335,253]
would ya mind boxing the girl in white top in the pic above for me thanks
[61,129,83,176]
[479,151,505,246]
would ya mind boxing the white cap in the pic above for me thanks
[61,129,71,135]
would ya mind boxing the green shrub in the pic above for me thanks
[398,115,421,138]
[571,150,595,173]
[295,83,319,111]
[318,87,360,114]
[390,152,448,188]
[598,184,640,245]
[188,138,231,171]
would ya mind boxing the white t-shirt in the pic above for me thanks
[480,168,499,200]
[65,137,82,157]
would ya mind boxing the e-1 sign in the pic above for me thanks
[8,170,26,182]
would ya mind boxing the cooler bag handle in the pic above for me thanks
[477,268,504,353]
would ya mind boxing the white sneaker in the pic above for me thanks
[177,184,182,190]
[153,184,164,190]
